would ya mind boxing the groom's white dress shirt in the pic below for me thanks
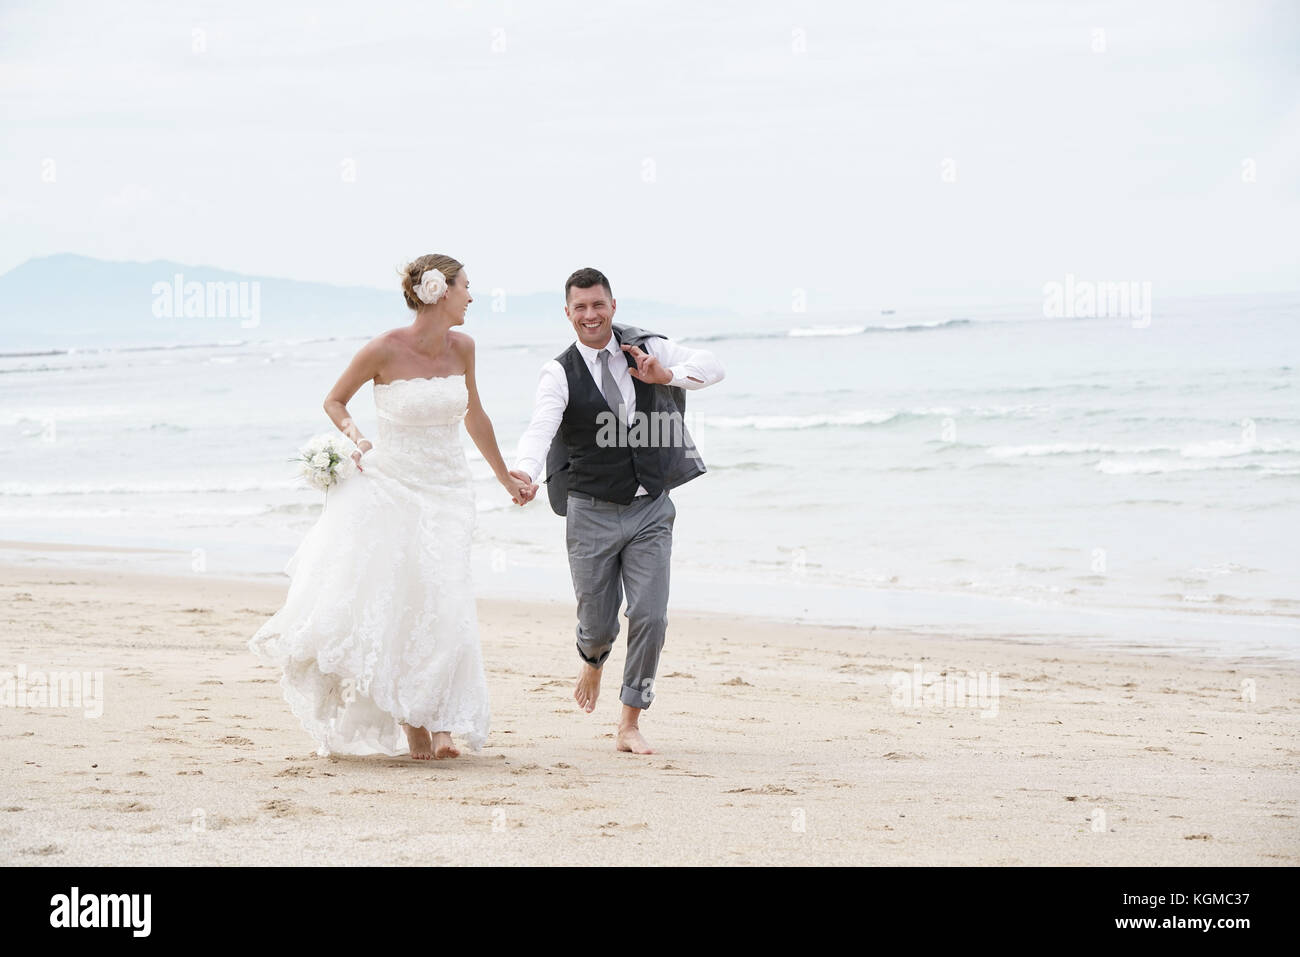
[513,333,725,495]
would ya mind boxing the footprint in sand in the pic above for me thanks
[261,798,297,817]
[20,844,63,856]
[275,765,335,778]
[260,798,324,818]
[661,763,714,779]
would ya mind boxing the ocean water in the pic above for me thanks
[4,293,1298,658]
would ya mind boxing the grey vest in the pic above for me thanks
[544,323,707,516]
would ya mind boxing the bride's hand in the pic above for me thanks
[352,439,373,472]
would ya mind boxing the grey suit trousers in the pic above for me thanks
[565,489,675,709]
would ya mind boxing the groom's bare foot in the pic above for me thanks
[616,706,654,753]
[402,723,433,760]
[616,722,655,754]
[574,661,602,713]
[432,731,460,759]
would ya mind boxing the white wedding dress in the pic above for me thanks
[248,373,490,756]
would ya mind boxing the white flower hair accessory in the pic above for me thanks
[414,268,448,305]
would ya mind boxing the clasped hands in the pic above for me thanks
[503,469,538,506]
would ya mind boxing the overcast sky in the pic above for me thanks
[2,0,1296,314]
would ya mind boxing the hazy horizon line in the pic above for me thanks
[4,251,1298,321]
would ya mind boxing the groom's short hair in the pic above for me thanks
[565,267,612,303]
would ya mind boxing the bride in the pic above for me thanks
[248,254,537,760]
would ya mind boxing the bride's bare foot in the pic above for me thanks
[574,661,602,713]
[402,723,433,760]
[432,731,460,759]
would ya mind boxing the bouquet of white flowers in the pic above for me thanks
[294,433,359,492]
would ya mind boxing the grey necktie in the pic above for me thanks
[599,347,627,424]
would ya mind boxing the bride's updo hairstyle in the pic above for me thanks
[398,253,463,310]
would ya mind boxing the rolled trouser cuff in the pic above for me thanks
[577,641,611,668]
[620,680,655,709]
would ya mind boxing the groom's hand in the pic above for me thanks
[622,344,673,385]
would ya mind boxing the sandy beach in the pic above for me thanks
[1,555,1297,867]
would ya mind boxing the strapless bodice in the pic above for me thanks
[368,374,471,488]
[374,373,469,426]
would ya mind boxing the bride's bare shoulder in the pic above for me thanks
[449,330,475,363]
[339,331,401,379]
[357,328,407,359]
[371,327,411,349]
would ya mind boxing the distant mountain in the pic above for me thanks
[0,254,725,352]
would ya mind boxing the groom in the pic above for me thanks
[510,267,725,754]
